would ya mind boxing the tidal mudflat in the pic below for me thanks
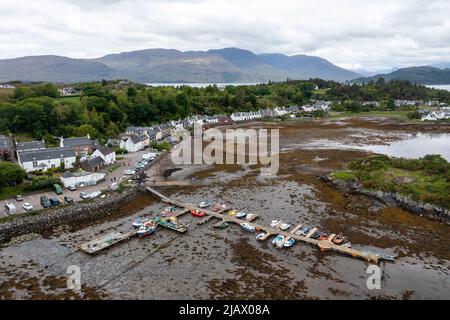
[1,117,449,300]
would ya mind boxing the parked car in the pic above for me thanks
[22,202,34,211]
[64,196,74,204]
[50,198,61,206]
[67,185,77,191]
[143,152,157,160]
[80,192,89,200]
[40,196,51,208]
[125,169,136,175]
[4,203,17,215]
[53,184,63,195]
[15,195,24,202]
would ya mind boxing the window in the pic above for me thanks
[33,161,38,168]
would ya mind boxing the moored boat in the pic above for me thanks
[272,235,285,246]
[191,209,205,217]
[236,211,247,219]
[228,210,237,216]
[279,223,291,231]
[297,227,310,236]
[218,222,229,229]
[137,225,156,238]
[240,222,256,233]
[311,231,322,239]
[270,220,281,228]
[332,233,345,245]
[319,233,329,241]
[245,213,256,221]
[199,201,211,208]
[132,218,149,228]
[212,204,226,212]
[256,232,267,241]
[283,238,296,248]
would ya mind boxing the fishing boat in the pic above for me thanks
[297,227,310,236]
[279,223,291,231]
[311,231,322,240]
[270,220,281,228]
[256,232,267,241]
[283,238,296,248]
[236,211,247,219]
[199,201,211,208]
[218,222,229,229]
[332,233,345,245]
[245,213,256,221]
[132,218,149,228]
[212,204,226,212]
[228,210,237,216]
[191,209,205,217]
[319,233,329,241]
[342,241,352,248]
[272,235,285,246]
[240,223,256,233]
[137,225,156,238]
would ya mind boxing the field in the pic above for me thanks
[57,95,81,105]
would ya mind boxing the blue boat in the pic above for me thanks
[137,225,156,238]
[132,218,143,228]
[272,235,285,246]
[283,238,296,248]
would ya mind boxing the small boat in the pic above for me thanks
[212,204,226,212]
[218,222,229,229]
[319,233,329,241]
[279,223,291,231]
[272,235,285,246]
[256,232,267,241]
[245,213,256,221]
[311,231,322,240]
[297,227,310,236]
[236,211,247,219]
[137,225,156,238]
[240,223,256,233]
[228,210,237,216]
[132,218,149,228]
[283,238,296,248]
[191,209,205,217]
[332,233,345,245]
[342,241,352,248]
[270,220,281,228]
[199,201,211,208]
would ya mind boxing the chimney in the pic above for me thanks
[87,133,91,140]
[60,136,64,148]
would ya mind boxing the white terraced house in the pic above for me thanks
[17,147,76,173]
[91,146,116,166]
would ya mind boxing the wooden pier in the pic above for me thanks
[146,187,384,263]
[80,230,138,254]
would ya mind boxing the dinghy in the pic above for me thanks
[236,211,247,219]
[228,210,237,216]
[199,201,211,208]
[272,235,285,246]
[191,209,205,217]
[137,225,156,238]
[279,223,291,231]
[283,238,296,248]
[256,232,267,241]
[270,220,281,228]
[245,213,256,221]
[240,223,256,233]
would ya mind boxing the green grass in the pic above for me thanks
[329,110,410,120]
[0,185,27,200]
[58,96,81,106]
[108,163,122,173]
[332,155,450,208]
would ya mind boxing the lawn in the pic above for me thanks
[0,185,27,200]
[329,110,411,120]
[58,96,81,106]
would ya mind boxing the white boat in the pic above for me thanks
[342,242,352,248]
[236,211,247,218]
[279,223,291,231]
[199,201,211,208]
[270,220,281,228]
[240,223,256,233]
[283,238,296,247]
[272,235,285,246]
[132,218,148,228]
[256,232,267,241]
[245,213,256,221]
[137,225,156,238]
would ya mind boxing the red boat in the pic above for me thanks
[319,233,329,241]
[191,209,205,217]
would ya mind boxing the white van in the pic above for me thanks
[143,152,157,161]
[4,202,17,215]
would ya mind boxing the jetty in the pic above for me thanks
[145,187,385,263]
[79,230,138,254]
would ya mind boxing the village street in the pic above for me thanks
[0,149,157,217]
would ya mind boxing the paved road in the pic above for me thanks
[0,150,160,218]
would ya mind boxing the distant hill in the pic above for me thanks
[0,47,360,83]
[0,55,112,82]
[350,66,450,85]
[430,62,450,69]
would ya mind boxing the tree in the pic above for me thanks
[0,162,27,189]
[74,124,98,138]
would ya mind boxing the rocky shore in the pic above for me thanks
[0,187,143,243]
[321,175,450,225]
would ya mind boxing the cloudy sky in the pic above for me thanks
[0,0,449,71]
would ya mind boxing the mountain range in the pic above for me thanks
[350,66,450,85]
[0,48,360,83]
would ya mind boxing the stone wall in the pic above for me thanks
[0,187,142,242]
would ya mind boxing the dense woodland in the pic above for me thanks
[0,78,449,141]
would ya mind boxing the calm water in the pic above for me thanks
[145,82,261,88]
[362,133,450,161]
[425,84,450,91]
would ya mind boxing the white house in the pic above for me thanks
[17,147,76,173]
[60,171,106,188]
[91,146,116,166]
[120,135,146,153]
[421,111,447,121]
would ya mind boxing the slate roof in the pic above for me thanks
[63,137,92,147]
[84,156,105,169]
[19,147,75,163]
[16,140,45,152]
[0,135,14,149]
[96,145,115,156]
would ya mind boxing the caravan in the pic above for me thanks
[4,202,17,215]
